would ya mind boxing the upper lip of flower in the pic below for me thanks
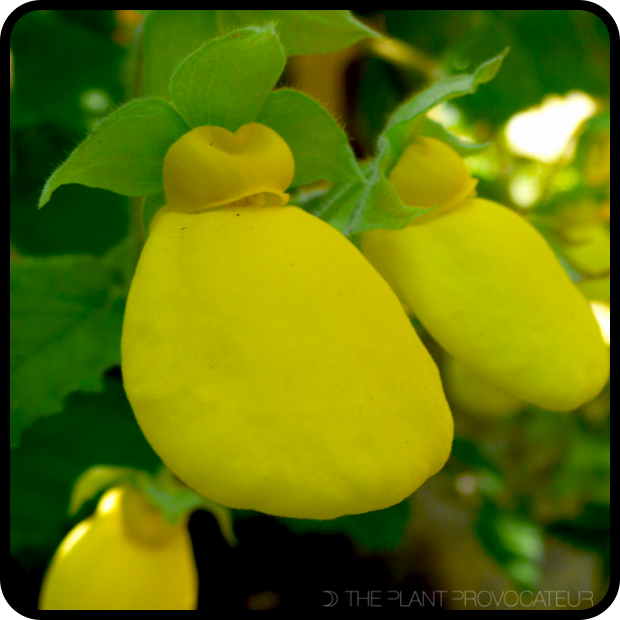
[387,136,478,219]
[163,122,295,213]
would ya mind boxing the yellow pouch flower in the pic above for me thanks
[39,487,197,610]
[121,123,453,519]
[362,137,609,412]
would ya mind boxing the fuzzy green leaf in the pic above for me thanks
[379,49,509,172]
[10,250,130,447]
[218,10,379,55]
[303,156,433,237]
[143,10,217,99]
[170,25,285,131]
[422,118,490,157]
[257,89,363,187]
[302,50,506,235]
[39,99,189,208]
[142,190,167,234]
[142,10,377,67]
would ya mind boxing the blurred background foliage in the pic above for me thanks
[10,9,610,612]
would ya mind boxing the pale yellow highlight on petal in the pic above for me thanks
[56,522,91,557]
[96,487,122,516]
[590,302,610,346]
[163,122,295,213]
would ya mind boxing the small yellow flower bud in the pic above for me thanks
[39,487,197,610]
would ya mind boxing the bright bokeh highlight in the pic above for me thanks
[505,92,597,163]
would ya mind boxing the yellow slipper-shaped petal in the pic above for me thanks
[363,197,609,411]
[121,123,453,519]
[39,487,197,610]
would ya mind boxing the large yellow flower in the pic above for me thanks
[121,123,453,519]
[39,487,197,610]
[362,137,609,412]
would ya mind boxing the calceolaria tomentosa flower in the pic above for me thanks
[39,487,197,610]
[121,123,453,520]
[362,137,610,412]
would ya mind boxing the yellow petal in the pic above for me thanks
[122,206,453,519]
[163,122,295,212]
[362,198,609,411]
[39,488,197,610]
[388,136,478,216]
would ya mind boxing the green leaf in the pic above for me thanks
[279,499,411,551]
[135,468,237,545]
[69,465,138,516]
[67,463,238,546]
[380,49,509,171]
[446,11,609,127]
[142,190,167,234]
[422,118,490,157]
[384,49,507,133]
[170,25,285,131]
[301,50,507,236]
[304,149,434,237]
[10,249,130,447]
[142,10,217,99]
[10,376,160,560]
[475,501,544,590]
[141,10,377,75]
[257,89,363,187]
[38,99,189,208]
[218,10,379,55]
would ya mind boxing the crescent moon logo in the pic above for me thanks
[323,591,339,607]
